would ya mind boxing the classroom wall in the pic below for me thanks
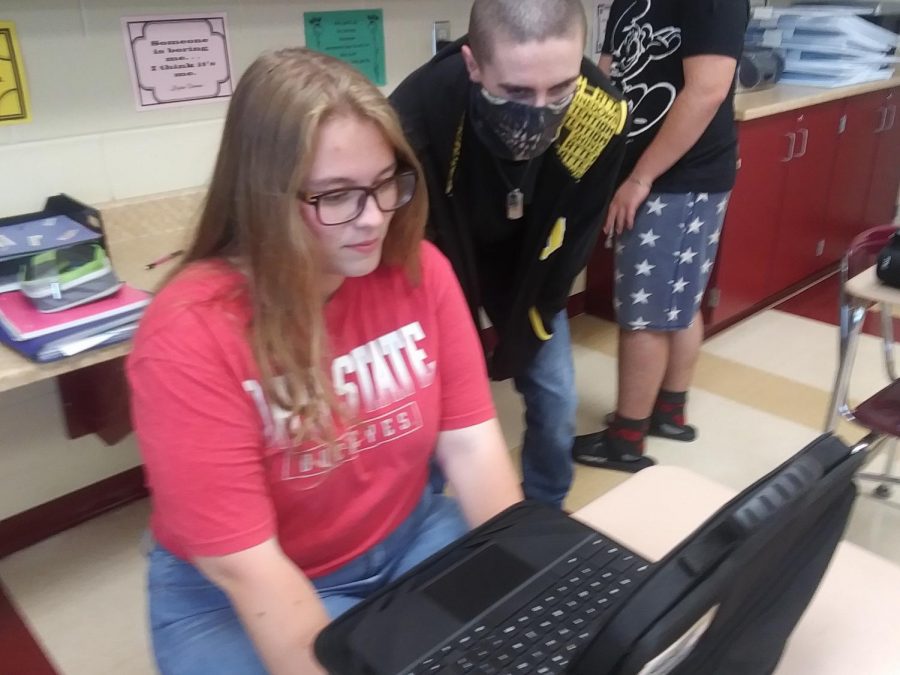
[0,0,598,519]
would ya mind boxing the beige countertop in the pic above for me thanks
[0,190,201,394]
[735,72,900,122]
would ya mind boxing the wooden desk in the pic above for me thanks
[573,466,900,675]
[0,190,200,441]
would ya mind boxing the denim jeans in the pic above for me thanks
[513,310,577,507]
[427,311,576,506]
[147,488,468,675]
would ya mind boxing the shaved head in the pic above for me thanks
[468,0,588,63]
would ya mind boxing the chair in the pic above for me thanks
[825,224,900,498]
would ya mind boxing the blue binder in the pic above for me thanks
[0,309,141,363]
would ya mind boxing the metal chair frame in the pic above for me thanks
[825,225,899,498]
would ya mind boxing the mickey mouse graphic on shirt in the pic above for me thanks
[608,0,682,138]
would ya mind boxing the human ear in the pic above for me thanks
[461,45,483,84]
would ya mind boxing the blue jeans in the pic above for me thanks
[514,311,576,506]
[428,311,576,506]
[147,489,468,675]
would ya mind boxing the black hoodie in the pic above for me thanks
[390,40,630,380]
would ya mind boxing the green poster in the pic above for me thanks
[304,9,386,86]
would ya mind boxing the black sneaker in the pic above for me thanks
[604,413,697,442]
[572,431,656,473]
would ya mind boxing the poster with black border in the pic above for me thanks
[304,9,386,86]
[121,13,234,110]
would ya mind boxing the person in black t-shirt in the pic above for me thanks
[573,0,749,471]
[391,0,630,504]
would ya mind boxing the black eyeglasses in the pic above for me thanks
[298,171,417,226]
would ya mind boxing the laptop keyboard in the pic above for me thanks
[404,535,651,675]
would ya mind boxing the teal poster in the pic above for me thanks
[304,10,386,86]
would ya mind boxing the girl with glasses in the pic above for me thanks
[127,48,523,675]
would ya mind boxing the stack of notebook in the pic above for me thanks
[746,6,899,88]
[0,285,150,362]
[0,210,151,363]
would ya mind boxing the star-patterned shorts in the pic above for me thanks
[614,190,731,332]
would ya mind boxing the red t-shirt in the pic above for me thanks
[127,242,495,578]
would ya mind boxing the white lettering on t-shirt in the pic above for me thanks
[332,355,360,412]
[281,402,425,485]
[244,321,435,485]
[400,322,436,389]
[332,321,434,414]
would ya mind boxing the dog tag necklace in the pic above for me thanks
[493,156,534,221]
[506,189,525,221]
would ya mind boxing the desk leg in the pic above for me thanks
[56,357,132,446]
[825,301,866,432]
[879,303,897,381]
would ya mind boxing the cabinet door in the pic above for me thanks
[824,92,884,262]
[768,102,843,293]
[707,113,792,326]
[865,87,900,227]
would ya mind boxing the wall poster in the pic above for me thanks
[304,9,386,86]
[122,13,234,110]
[0,20,31,125]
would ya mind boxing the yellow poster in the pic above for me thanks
[0,20,31,125]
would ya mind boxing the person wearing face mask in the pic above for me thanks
[390,0,630,507]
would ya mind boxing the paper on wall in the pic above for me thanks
[0,20,31,125]
[121,13,234,110]
[592,1,614,61]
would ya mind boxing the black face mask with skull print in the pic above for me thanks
[469,86,573,162]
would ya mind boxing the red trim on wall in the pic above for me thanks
[0,582,58,674]
[0,467,147,560]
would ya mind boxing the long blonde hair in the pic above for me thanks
[179,48,428,441]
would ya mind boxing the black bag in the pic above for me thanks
[573,434,865,675]
[876,231,900,289]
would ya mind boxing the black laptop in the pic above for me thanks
[315,433,870,675]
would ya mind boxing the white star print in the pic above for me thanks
[630,317,651,330]
[702,259,714,275]
[680,248,698,264]
[695,292,705,305]
[646,197,668,216]
[631,289,652,305]
[687,218,703,234]
[639,230,660,247]
[709,229,721,245]
[615,270,624,282]
[613,298,622,311]
[678,223,685,230]
[673,278,689,293]
[716,197,729,214]
[667,308,682,322]
[697,193,709,202]
[635,259,656,277]
[615,242,625,255]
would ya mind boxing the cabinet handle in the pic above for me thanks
[888,106,897,131]
[782,132,796,162]
[794,128,809,159]
[875,107,888,133]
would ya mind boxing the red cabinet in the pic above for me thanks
[768,103,843,292]
[865,87,900,227]
[707,102,842,326]
[823,92,885,262]
[707,113,790,325]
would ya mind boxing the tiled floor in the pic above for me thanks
[1,306,899,674]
